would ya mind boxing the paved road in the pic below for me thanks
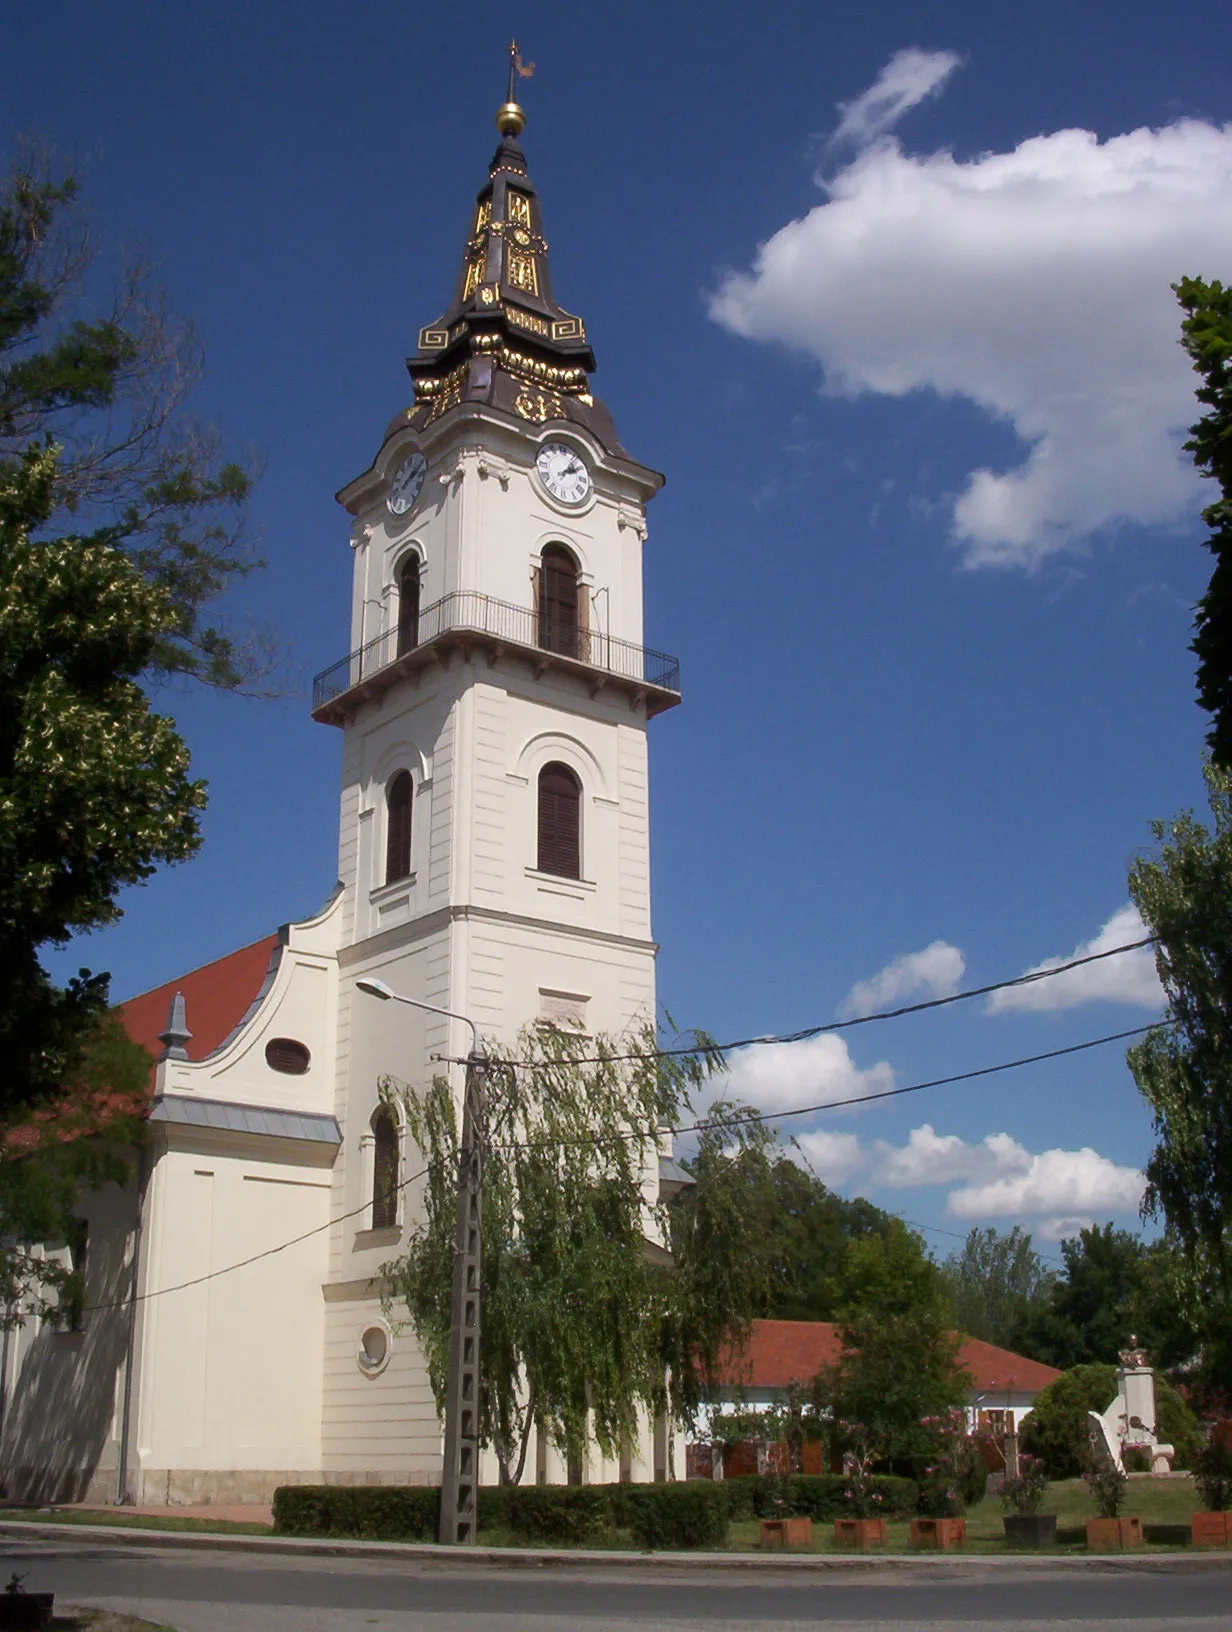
[6,1537,1232,1632]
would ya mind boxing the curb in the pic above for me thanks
[2,1521,1232,1574]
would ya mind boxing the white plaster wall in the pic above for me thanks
[321,1294,442,1481]
[133,1135,331,1496]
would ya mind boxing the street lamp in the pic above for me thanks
[355,975,486,1545]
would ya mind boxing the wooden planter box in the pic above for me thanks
[834,1516,887,1549]
[1003,1513,1057,1549]
[1085,1516,1143,1550]
[1191,1511,1232,1548]
[910,1516,966,1549]
[760,1517,813,1549]
[0,1596,54,1631]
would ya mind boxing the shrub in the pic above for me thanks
[272,1484,438,1541]
[503,1485,611,1544]
[1193,1439,1232,1512]
[999,1454,1049,1517]
[1021,1365,1118,1479]
[615,1483,729,1548]
[719,1476,757,1520]
[1155,1380,1202,1469]
[1081,1442,1127,1519]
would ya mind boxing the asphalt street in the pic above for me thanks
[5,1537,1231,1632]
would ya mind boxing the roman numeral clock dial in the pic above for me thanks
[536,442,591,505]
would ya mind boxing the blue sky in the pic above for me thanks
[10,0,1231,1264]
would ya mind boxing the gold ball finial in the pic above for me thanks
[496,101,525,137]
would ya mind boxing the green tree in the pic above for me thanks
[385,1025,772,1484]
[0,442,204,1115]
[1021,1362,1201,1478]
[1010,1224,1148,1370]
[813,1221,970,1471]
[1126,763,1232,1393]
[1177,278,1232,766]
[941,1225,1055,1350]
[1,147,265,688]
[745,1156,895,1321]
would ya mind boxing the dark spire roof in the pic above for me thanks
[400,90,627,455]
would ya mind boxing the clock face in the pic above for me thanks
[387,451,427,516]
[536,442,591,506]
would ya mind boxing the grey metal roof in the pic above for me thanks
[658,1155,694,1192]
[150,1094,341,1146]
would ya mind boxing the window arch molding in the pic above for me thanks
[370,739,431,790]
[511,730,607,801]
[527,530,594,581]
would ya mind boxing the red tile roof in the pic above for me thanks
[718,1319,1063,1396]
[120,933,281,1066]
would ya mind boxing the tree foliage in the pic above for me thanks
[0,145,265,689]
[813,1222,970,1472]
[1126,764,1232,1394]
[1177,278,1232,766]
[385,1023,773,1485]
[1010,1225,1148,1371]
[940,1225,1055,1350]
[0,442,205,1116]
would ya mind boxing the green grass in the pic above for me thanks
[0,1477,1215,1555]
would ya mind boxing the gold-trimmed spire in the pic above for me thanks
[497,39,533,137]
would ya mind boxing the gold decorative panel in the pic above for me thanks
[507,191,532,229]
[506,247,538,295]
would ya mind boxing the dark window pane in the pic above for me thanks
[537,762,581,878]
[538,545,579,658]
[372,1110,399,1230]
[397,559,420,657]
[386,771,413,883]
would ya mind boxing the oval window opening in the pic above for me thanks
[360,1326,389,1372]
[265,1038,311,1075]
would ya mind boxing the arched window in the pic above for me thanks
[372,1109,399,1230]
[385,771,413,884]
[537,762,581,878]
[397,556,420,657]
[538,544,579,659]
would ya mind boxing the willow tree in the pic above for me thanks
[384,1023,777,1484]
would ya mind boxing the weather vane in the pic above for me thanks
[498,40,534,136]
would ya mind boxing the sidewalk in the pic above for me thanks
[4,1517,1232,1572]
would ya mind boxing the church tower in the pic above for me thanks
[311,80,680,1482]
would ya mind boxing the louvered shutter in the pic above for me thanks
[397,560,420,656]
[538,546,579,657]
[385,771,413,883]
[372,1111,399,1229]
[537,763,581,878]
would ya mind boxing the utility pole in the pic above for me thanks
[438,1045,486,1544]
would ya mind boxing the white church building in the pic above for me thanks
[0,92,687,1506]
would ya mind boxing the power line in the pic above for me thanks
[489,1023,1161,1150]
[82,1162,433,1316]
[494,935,1159,1067]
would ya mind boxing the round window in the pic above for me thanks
[266,1038,310,1075]
[358,1325,390,1376]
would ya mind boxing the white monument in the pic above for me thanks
[1087,1338,1174,1475]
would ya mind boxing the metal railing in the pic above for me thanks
[313,590,681,711]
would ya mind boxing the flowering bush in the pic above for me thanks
[836,1421,885,1519]
[1193,1438,1232,1512]
[1081,1438,1127,1519]
[999,1454,1049,1517]
[917,1408,970,1518]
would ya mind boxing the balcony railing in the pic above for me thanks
[312,590,681,714]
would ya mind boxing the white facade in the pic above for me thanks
[0,111,682,1504]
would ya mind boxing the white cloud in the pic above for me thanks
[831,48,962,149]
[1037,1216,1096,1242]
[792,1128,864,1184]
[869,1123,1028,1188]
[947,1147,1145,1219]
[987,904,1162,1013]
[719,1033,893,1116]
[840,940,965,1019]
[709,87,1232,566]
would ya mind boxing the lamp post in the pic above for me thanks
[355,976,486,1544]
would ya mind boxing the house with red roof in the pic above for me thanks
[693,1319,1062,1451]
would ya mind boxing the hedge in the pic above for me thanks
[750,1473,919,1521]
[274,1478,730,1548]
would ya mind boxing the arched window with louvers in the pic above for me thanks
[537,544,585,660]
[396,556,421,657]
[537,762,582,879]
[385,770,413,884]
[371,1108,400,1230]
